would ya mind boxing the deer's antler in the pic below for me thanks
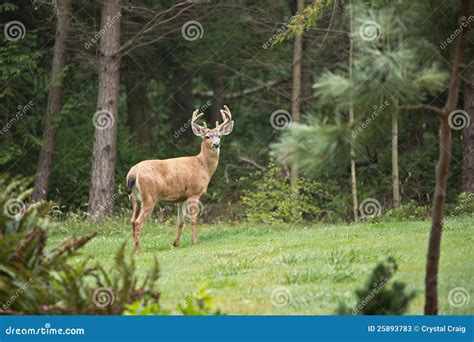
[216,105,232,130]
[192,109,207,130]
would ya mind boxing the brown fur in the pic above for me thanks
[126,106,233,253]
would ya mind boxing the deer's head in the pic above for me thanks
[191,105,234,149]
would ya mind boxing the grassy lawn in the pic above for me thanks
[49,216,473,315]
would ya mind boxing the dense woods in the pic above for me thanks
[1,0,472,316]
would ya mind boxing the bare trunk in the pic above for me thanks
[125,75,150,147]
[425,0,468,315]
[462,72,474,192]
[211,67,225,124]
[350,108,358,223]
[301,35,313,114]
[290,0,304,180]
[32,0,72,201]
[172,68,194,141]
[392,105,401,208]
[88,0,122,219]
[348,1,358,222]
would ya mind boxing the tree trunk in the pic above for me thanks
[290,0,304,180]
[462,72,474,192]
[125,75,150,147]
[425,0,469,315]
[172,67,194,141]
[391,105,401,208]
[88,0,122,219]
[301,33,312,114]
[32,0,72,201]
[211,67,225,125]
[348,1,358,222]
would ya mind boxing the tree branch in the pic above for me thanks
[194,79,284,99]
[399,104,445,116]
[238,154,267,172]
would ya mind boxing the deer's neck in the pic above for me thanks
[198,140,219,177]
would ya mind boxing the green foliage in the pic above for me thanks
[0,176,161,314]
[241,162,332,223]
[177,284,223,315]
[270,118,350,172]
[338,257,416,315]
[384,200,430,221]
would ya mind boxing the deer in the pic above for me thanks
[126,105,234,253]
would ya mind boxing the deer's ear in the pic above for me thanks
[220,120,234,136]
[192,123,207,137]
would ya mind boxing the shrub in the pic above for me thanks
[0,176,161,315]
[383,200,430,221]
[338,257,416,315]
[240,162,332,223]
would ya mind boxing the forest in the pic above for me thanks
[0,0,473,316]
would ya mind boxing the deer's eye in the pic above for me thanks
[205,136,210,139]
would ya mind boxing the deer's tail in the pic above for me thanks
[127,175,136,195]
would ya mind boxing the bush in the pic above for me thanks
[384,200,430,221]
[337,257,416,315]
[240,162,332,224]
[0,176,161,315]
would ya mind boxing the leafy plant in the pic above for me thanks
[241,161,332,223]
[0,175,161,315]
[177,284,223,315]
[338,257,416,315]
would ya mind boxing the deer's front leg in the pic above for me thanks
[173,202,185,247]
[187,197,199,245]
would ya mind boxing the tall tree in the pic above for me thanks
[211,66,225,124]
[462,72,474,192]
[391,102,401,208]
[290,0,304,179]
[88,0,122,218]
[424,0,469,315]
[32,0,72,201]
[125,73,150,147]
[348,1,358,222]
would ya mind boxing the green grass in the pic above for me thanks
[48,216,473,315]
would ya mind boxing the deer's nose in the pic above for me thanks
[212,142,220,148]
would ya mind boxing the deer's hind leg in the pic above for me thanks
[133,195,156,254]
[130,195,140,237]
[173,202,185,247]
[187,197,200,245]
